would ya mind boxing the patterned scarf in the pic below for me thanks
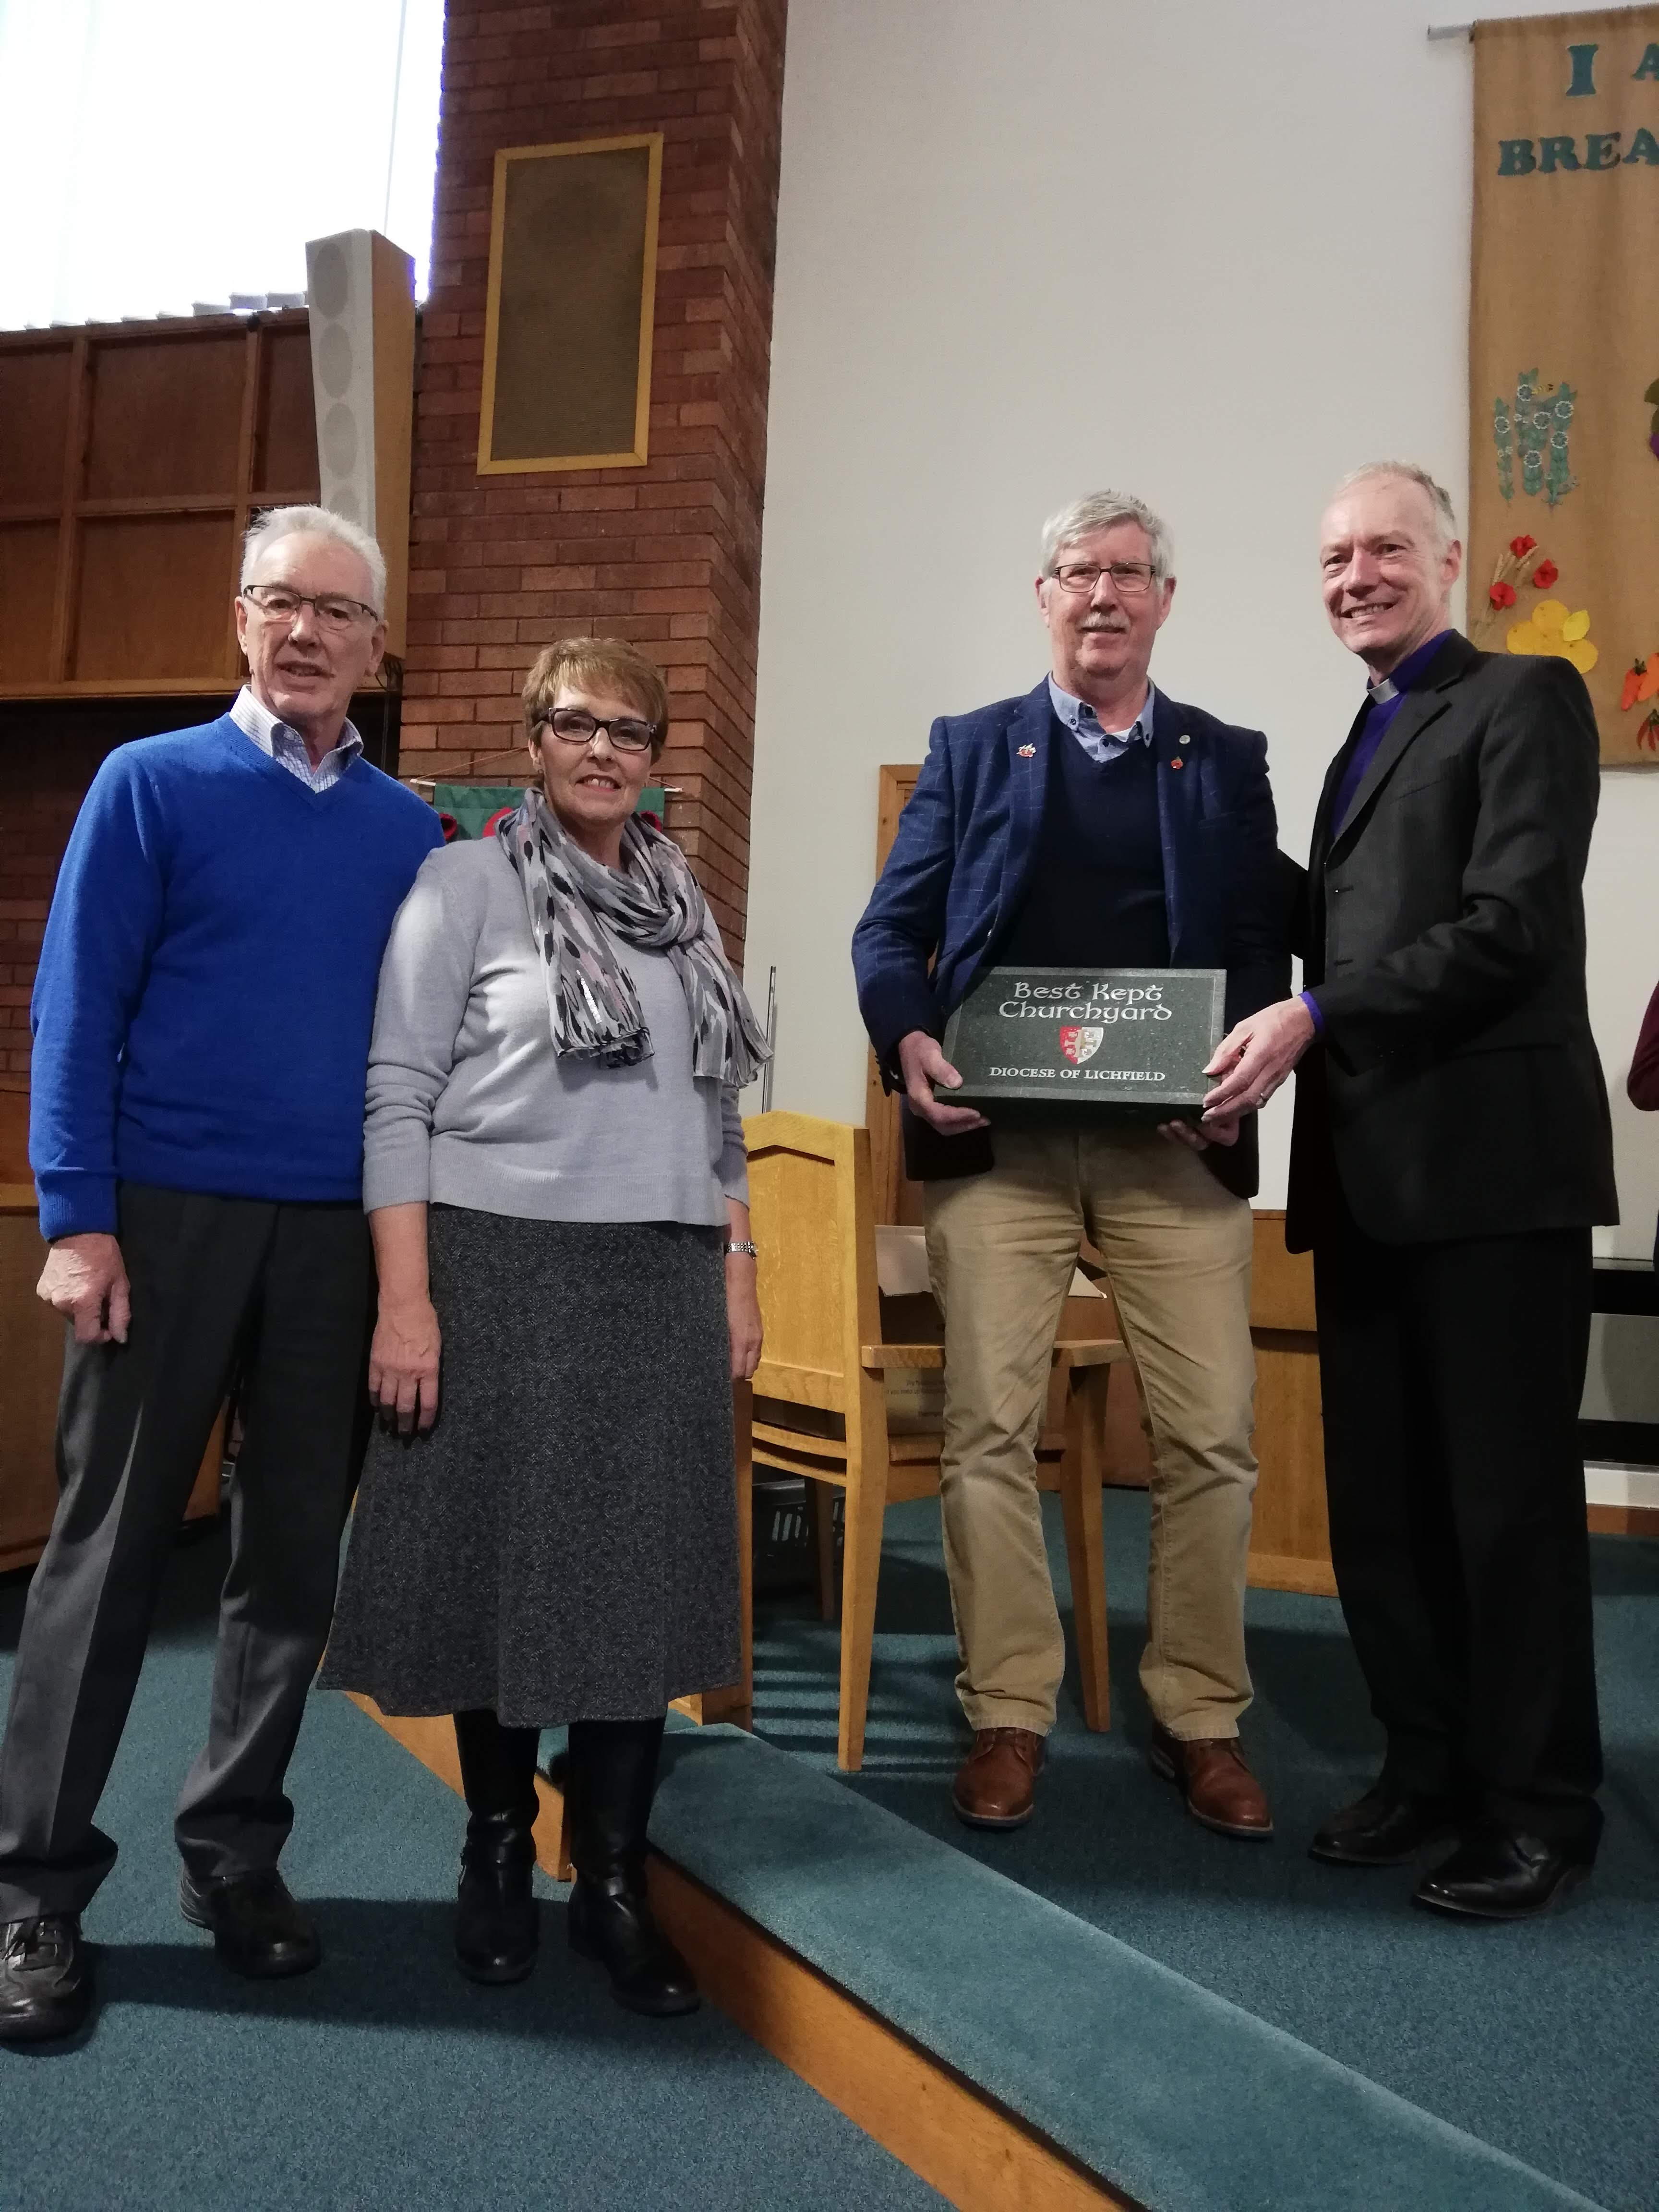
[497,785,770,1088]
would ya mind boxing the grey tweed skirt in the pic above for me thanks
[319,1207,741,1727]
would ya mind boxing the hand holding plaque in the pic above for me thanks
[936,966,1226,1123]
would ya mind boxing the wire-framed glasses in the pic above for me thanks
[1049,561,1157,597]
[241,584,382,630]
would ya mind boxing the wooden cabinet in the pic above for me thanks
[0,1183,223,1575]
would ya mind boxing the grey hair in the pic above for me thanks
[1039,491,1174,583]
[1330,462,1458,552]
[240,504,387,613]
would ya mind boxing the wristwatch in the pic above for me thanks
[724,1238,759,1259]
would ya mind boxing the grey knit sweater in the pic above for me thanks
[362,838,747,1224]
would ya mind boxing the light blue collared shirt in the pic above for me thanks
[1047,675,1158,765]
[230,685,363,793]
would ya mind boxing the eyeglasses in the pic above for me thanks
[1049,561,1157,598]
[241,584,382,630]
[539,708,657,754]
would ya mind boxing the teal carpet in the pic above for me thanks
[0,1531,945,2212]
[748,1490,1659,2212]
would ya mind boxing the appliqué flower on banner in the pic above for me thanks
[1493,370,1577,506]
[1506,597,1598,675]
[1471,533,1556,645]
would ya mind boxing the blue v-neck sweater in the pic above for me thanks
[30,716,444,1240]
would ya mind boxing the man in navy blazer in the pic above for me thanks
[853,492,1287,1836]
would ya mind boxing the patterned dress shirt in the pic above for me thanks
[1046,674,1159,763]
[229,685,363,793]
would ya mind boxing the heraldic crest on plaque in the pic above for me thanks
[938,965,1226,1121]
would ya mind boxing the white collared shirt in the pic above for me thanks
[229,686,363,793]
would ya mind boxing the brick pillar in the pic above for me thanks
[406,0,787,964]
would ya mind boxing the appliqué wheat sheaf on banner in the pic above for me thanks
[1060,1025,1105,1066]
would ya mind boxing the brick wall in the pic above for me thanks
[406,0,789,964]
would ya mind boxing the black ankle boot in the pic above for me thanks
[566,1716,698,2017]
[453,1709,541,1985]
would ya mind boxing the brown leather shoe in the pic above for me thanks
[1149,1724,1273,1839]
[952,1728,1046,1830]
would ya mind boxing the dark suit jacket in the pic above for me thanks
[851,679,1288,1198]
[1286,631,1617,1250]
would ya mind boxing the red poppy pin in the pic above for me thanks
[1017,744,1036,757]
[1170,757,1184,770]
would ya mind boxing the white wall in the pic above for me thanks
[745,0,1659,1256]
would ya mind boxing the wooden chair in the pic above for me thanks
[744,1110,1129,1771]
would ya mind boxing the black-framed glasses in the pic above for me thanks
[1049,561,1157,598]
[241,584,382,630]
[539,707,657,753]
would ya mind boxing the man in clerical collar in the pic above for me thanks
[1204,462,1616,1922]
[854,491,1288,1839]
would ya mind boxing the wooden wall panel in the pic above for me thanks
[0,526,60,684]
[73,515,236,682]
[0,308,336,700]
[255,325,320,494]
[0,348,72,505]
[83,336,247,500]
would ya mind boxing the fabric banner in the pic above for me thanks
[1469,7,1659,764]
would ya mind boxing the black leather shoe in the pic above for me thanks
[0,1915,91,2044]
[1309,1786,1460,1867]
[180,1867,320,1978]
[455,1815,539,1985]
[1412,1824,1592,1922]
[567,1875,699,2017]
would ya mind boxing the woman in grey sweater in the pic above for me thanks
[320,638,767,2016]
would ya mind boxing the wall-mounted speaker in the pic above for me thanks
[303,229,416,656]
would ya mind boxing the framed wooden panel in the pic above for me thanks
[73,514,238,682]
[0,525,59,685]
[83,336,247,500]
[0,348,72,505]
[0,310,319,701]
[477,134,662,476]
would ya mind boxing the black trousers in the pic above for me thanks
[1313,1211,1602,1852]
[0,1184,373,1921]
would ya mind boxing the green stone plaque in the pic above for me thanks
[938,966,1225,1120]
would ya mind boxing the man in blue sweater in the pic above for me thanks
[0,506,443,2042]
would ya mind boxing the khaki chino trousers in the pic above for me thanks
[924,1126,1258,1740]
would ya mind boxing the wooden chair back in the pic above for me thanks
[746,1110,881,1426]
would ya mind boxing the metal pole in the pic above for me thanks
[761,965,777,1112]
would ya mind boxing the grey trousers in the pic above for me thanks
[0,1184,372,1922]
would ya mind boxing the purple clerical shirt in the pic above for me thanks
[1301,628,1455,1036]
